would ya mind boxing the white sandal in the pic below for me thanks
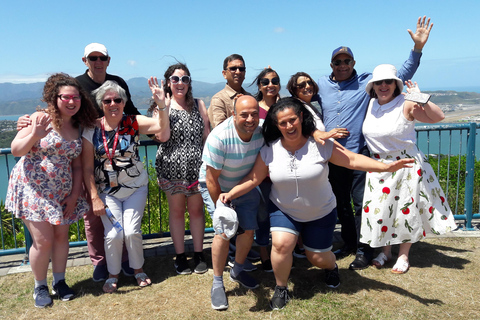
[372,252,391,268]
[391,258,410,274]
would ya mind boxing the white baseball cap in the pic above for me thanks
[213,200,238,240]
[84,43,108,58]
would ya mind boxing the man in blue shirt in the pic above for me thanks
[317,16,433,270]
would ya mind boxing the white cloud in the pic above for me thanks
[128,60,137,67]
[274,27,285,33]
[0,74,48,84]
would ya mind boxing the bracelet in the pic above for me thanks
[413,48,422,53]
[156,105,167,111]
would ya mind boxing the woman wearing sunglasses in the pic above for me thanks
[251,67,281,118]
[148,63,210,275]
[82,80,168,293]
[361,64,456,274]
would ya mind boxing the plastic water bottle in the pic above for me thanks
[105,207,123,232]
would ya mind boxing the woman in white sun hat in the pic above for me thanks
[360,64,457,274]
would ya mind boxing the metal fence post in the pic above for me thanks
[463,123,476,230]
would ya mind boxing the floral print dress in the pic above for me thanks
[360,96,456,247]
[6,129,88,225]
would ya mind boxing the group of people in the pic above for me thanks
[5,15,457,311]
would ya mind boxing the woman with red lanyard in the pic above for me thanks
[82,80,168,293]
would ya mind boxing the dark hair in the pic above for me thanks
[262,97,316,146]
[287,72,319,97]
[42,73,98,129]
[250,68,281,102]
[368,80,401,99]
[223,54,245,70]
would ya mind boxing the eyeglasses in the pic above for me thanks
[169,75,191,84]
[57,94,81,101]
[87,56,109,62]
[260,77,280,86]
[102,98,123,105]
[227,66,246,72]
[373,79,395,86]
[332,59,353,66]
[296,80,313,89]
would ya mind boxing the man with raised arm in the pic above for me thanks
[316,16,433,270]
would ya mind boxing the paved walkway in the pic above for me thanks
[1,221,479,277]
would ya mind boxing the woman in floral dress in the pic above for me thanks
[6,73,97,307]
[361,64,457,274]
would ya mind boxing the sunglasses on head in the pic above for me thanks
[169,75,191,84]
[87,56,109,62]
[102,98,123,105]
[297,80,313,89]
[374,79,395,86]
[332,59,353,66]
[227,66,246,72]
[260,77,280,86]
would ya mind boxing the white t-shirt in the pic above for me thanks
[260,136,336,222]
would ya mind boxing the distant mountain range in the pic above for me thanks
[0,78,479,116]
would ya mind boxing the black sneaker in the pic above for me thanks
[174,254,192,275]
[293,245,306,259]
[325,264,340,288]
[262,259,273,273]
[52,280,75,301]
[211,286,228,310]
[92,264,108,282]
[33,285,53,308]
[193,252,208,274]
[270,286,290,310]
[229,270,259,289]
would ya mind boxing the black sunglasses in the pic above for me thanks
[332,59,353,66]
[297,80,313,89]
[374,79,395,86]
[260,77,280,86]
[102,98,123,105]
[227,66,246,72]
[88,56,109,62]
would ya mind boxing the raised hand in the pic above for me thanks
[408,16,433,50]
[405,80,421,94]
[148,76,170,110]
[31,113,52,139]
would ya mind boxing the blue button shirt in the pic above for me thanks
[317,50,422,153]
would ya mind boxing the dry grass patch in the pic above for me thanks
[0,237,479,319]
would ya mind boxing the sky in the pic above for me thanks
[0,0,479,91]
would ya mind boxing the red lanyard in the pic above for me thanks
[101,117,120,165]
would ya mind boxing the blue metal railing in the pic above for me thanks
[1,123,479,257]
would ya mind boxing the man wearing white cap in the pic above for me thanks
[76,42,140,117]
[76,43,140,282]
[316,16,433,270]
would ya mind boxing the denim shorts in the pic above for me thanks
[231,188,260,231]
[269,202,337,252]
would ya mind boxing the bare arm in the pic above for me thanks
[11,112,52,157]
[404,81,444,123]
[147,76,171,141]
[206,166,223,205]
[16,114,32,131]
[219,154,269,203]
[329,141,414,172]
[198,99,211,144]
[82,138,106,216]
[312,128,349,145]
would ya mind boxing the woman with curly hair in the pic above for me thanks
[82,80,168,293]
[6,73,97,307]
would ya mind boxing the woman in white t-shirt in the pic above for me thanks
[219,97,413,310]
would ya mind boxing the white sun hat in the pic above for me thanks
[365,64,404,95]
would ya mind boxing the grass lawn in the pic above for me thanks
[0,237,479,319]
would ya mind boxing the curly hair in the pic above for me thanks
[286,72,319,98]
[262,97,316,146]
[42,73,98,128]
[250,68,281,102]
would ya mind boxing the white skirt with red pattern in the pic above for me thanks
[359,145,457,248]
